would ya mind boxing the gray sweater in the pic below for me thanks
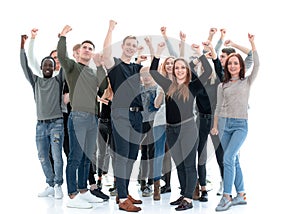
[215,51,259,119]
[20,49,63,120]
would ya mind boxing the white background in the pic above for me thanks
[1,0,299,212]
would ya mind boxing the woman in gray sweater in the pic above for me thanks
[211,33,259,212]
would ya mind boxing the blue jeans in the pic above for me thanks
[218,117,248,195]
[153,125,166,181]
[36,118,64,187]
[66,111,98,195]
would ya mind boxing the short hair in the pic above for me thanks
[81,40,95,49]
[40,56,56,69]
[122,35,138,45]
[221,47,236,55]
[73,44,81,51]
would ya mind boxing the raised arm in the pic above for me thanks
[215,28,226,54]
[224,39,253,70]
[93,53,108,94]
[57,25,73,71]
[20,34,37,88]
[103,20,117,69]
[179,31,186,58]
[246,33,259,85]
[144,36,155,60]
[149,42,171,91]
[203,28,217,54]
[160,26,178,57]
[28,28,42,76]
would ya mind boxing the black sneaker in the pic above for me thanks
[170,195,184,205]
[199,190,208,202]
[175,199,193,211]
[160,185,171,194]
[91,187,109,201]
[97,180,102,190]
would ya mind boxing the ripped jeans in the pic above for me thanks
[36,118,64,187]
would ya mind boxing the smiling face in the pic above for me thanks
[41,58,55,78]
[227,56,241,78]
[164,57,174,75]
[173,59,188,84]
[121,37,138,58]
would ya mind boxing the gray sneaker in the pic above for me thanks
[215,196,232,212]
[232,193,247,206]
[142,185,153,197]
[110,188,117,196]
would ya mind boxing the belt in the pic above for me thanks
[198,113,212,119]
[129,107,143,112]
[38,117,62,123]
[100,118,110,123]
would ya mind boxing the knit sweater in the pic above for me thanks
[57,36,108,114]
[214,51,259,119]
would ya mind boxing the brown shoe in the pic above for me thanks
[116,195,143,204]
[153,180,160,200]
[119,199,141,212]
[192,181,200,200]
[128,195,143,204]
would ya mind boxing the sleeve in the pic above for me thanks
[214,83,223,117]
[63,80,69,94]
[245,50,254,70]
[20,49,37,89]
[212,57,224,81]
[149,57,171,92]
[28,38,43,76]
[247,51,259,86]
[165,38,178,58]
[198,55,213,83]
[214,39,223,55]
[97,67,108,96]
[57,36,74,73]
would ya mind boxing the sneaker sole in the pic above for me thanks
[66,204,92,209]
[232,201,247,206]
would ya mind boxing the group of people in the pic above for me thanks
[20,20,259,212]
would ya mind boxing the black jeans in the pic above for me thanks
[166,119,198,199]
[111,109,143,199]
[196,115,224,187]
[139,121,155,185]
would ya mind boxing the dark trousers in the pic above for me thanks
[112,109,143,199]
[196,115,224,187]
[139,121,155,185]
[166,120,198,199]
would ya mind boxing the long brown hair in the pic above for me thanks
[161,56,175,78]
[223,53,245,84]
[166,58,191,102]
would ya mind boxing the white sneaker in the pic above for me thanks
[54,184,63,199]
[38,185,54,197]
[66,194,92,209]
[80,190,104,203]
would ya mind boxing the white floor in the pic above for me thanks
[3,133,299,214]
[0,124,300,214]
